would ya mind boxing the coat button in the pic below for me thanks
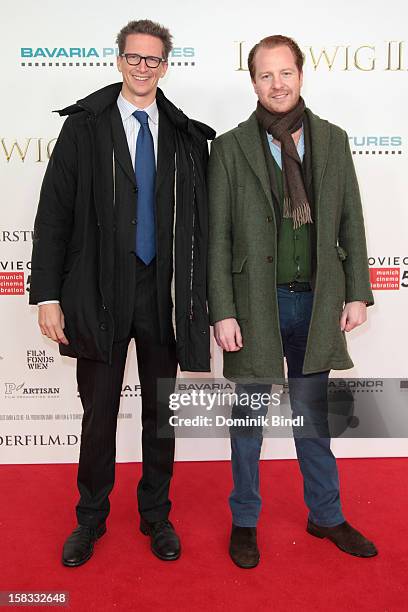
[266,216,273,223]
[266,256,273,263]
[99,322,108,331]
[133,186,138,193]
[131,219,137,225]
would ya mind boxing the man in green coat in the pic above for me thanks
[208,35,377,568]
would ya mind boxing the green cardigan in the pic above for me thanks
[207,109,374,381]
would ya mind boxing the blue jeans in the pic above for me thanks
[229,288,344,528]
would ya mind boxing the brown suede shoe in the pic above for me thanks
[307,519,378,557]
[229,525,260,568]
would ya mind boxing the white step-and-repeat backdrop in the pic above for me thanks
[1,0,407,463]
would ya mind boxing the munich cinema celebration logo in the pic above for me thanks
[20,45,196,68]
[0,233,33,296]
[369,255,408,290]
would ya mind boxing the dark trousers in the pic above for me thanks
[76,258,177,527]
[229,288,344,527]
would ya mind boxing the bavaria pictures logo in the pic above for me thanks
[4,382,60,399]
[349,136,403,156]
[20,46,196,68]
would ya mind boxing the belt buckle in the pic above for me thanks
[288,281,296,292]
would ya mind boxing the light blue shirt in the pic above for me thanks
[267,126,304,169]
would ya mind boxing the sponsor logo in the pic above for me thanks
[26,350,55,370]
[0,434,79,447]
[0,273,24,295]
[4,382,60,399]
[327,379,384,391]
[235,40,407,72]
[19,46,196,68]
[349,135,403,156]
[370,268,400,290]
[368,256,408,290]
[76,382,142,398]
[0,260,31,272]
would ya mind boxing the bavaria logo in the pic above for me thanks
[20,47,196,68]
[349,135,402,155]
[21,47,116,59]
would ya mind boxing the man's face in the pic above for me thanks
[252,45,303,114]
[117,33,168,106]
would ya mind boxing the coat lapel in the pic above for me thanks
[306,108,330,211]
[110,105,136,186]
[234,112,273,210]
[156,109,175,194]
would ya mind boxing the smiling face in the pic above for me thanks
[117,33,168,108]
[252,44,303,114]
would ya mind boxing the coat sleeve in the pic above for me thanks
[338,134,374,306]
[207,140,237,324]
[29,118,77,304]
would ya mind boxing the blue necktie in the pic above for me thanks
[133,110,156,265]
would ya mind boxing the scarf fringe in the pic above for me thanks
[283,198,313,229]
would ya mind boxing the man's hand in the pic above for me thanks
[214,318,243,351]
[38,303,69,345]
[340,301,367,332]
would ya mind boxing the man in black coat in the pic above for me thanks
[29,19,215,566]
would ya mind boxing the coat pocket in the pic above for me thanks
[232,255,249,321]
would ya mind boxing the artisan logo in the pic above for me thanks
[4,382,60,399]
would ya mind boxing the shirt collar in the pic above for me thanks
[268,124,304,154]
[117,92,158,125]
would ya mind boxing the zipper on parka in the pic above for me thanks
[188,146,196,321]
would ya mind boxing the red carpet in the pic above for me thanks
[1,458,407,611]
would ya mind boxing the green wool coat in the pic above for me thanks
[208,109,374,381]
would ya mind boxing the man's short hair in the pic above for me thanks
[248,35,304,79]
[116,19,173,60]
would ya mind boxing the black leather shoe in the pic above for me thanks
[140,518,181,561]
[229,524,260,569]
[307,519,378,557]
[62,523,106,567]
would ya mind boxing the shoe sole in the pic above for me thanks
[62,525,106,567]
[229,552,260,569]
[140,525,181,561]
[306,526,378,558]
